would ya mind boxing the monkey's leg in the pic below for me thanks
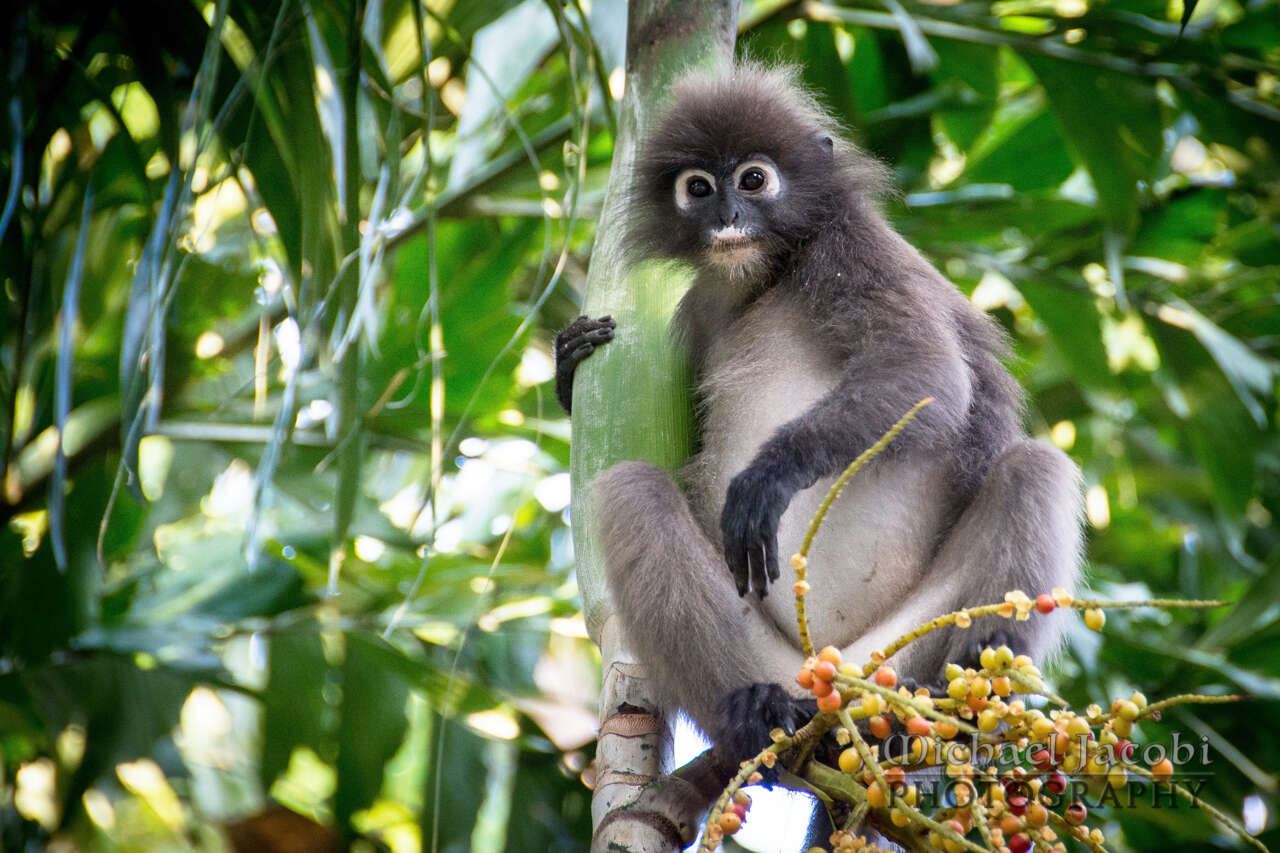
[914,440,1083,677]
[594,461,810,753]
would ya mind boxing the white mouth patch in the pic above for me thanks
[706,228,762,275]
[710,225,751,245]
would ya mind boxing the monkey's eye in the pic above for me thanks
[731,159,780,198]
[687,176,714,198]
[738,168,766,192]
[674,168,717,210]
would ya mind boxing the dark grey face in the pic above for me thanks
[671,156,783,274]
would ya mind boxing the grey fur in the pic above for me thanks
[592,63,1083,743]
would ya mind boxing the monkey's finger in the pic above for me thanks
[750,545,768,599]
[727,545,749,597]
[765,537,780,584]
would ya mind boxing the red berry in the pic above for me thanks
[1065,801,1088,824]
[874,666,898,688]
[1035,594,1056,614]
[1007,794,1028,816]
[1009,833,1032,853]
[1116,739,1135,761]
[1030,748,1053,770]
[1045,770,1067,795]
[816,692,843,713]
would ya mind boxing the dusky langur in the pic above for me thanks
[557,63,1082,775]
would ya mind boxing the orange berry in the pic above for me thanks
[869,715,891,739]
[813,660,837,681]
[816,691,843,713]
[866,782,887,808]
[935,721,959,739]
[966,694,988,713]
[796,668,815,689]
[1026,802,1048,828]
[812,678,834,698]
[1000,814,1021,835]
[1065,801,1088,824]
[818,646,842,665]
[1151,757,1173,783]
[992,676,1012,697]
[906,716,932,736]
[874,666,898,688]
[719,811,742,834]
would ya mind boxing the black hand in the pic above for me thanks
[720,465,787,598]
[714,683,817,785]
[553,315,615,414]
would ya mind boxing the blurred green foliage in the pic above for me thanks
[0,0,1276,851]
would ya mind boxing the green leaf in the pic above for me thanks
[1023,56,1162,231]
[262,630,331,789]
[334,632,412,831]
[421,711,488,853]
[962,109,1075,192]
[931,40,998,151]
[1017,279,1115,389]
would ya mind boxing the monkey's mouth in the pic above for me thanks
[706,235,762,269]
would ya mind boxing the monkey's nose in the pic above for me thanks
[719,208,740,227]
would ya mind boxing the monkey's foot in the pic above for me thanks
[713,683,816,787]
[553,314,614,413]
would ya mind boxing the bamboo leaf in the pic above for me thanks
[50,180,93,572]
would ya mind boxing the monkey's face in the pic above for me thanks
[670,156,783,278]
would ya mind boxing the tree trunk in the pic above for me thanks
[568,1,740,850]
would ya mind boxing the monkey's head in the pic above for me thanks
[630,63,887,282]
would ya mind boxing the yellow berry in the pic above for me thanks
[980,647,998,669]
[838,747,863,774]
[947,678,970,700]
[1107,764,1127,789]
[1115,700,1140,721]
[1084,608,1106,631]
[978,709,1000,732]
[995,645,1015,667]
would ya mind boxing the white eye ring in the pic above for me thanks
[674,168,717,210]
[733,160,780,198]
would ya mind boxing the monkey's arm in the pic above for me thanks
[553,315,615,414]
[721,323,973,596]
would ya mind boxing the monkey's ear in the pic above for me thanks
[820,135,835,158]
